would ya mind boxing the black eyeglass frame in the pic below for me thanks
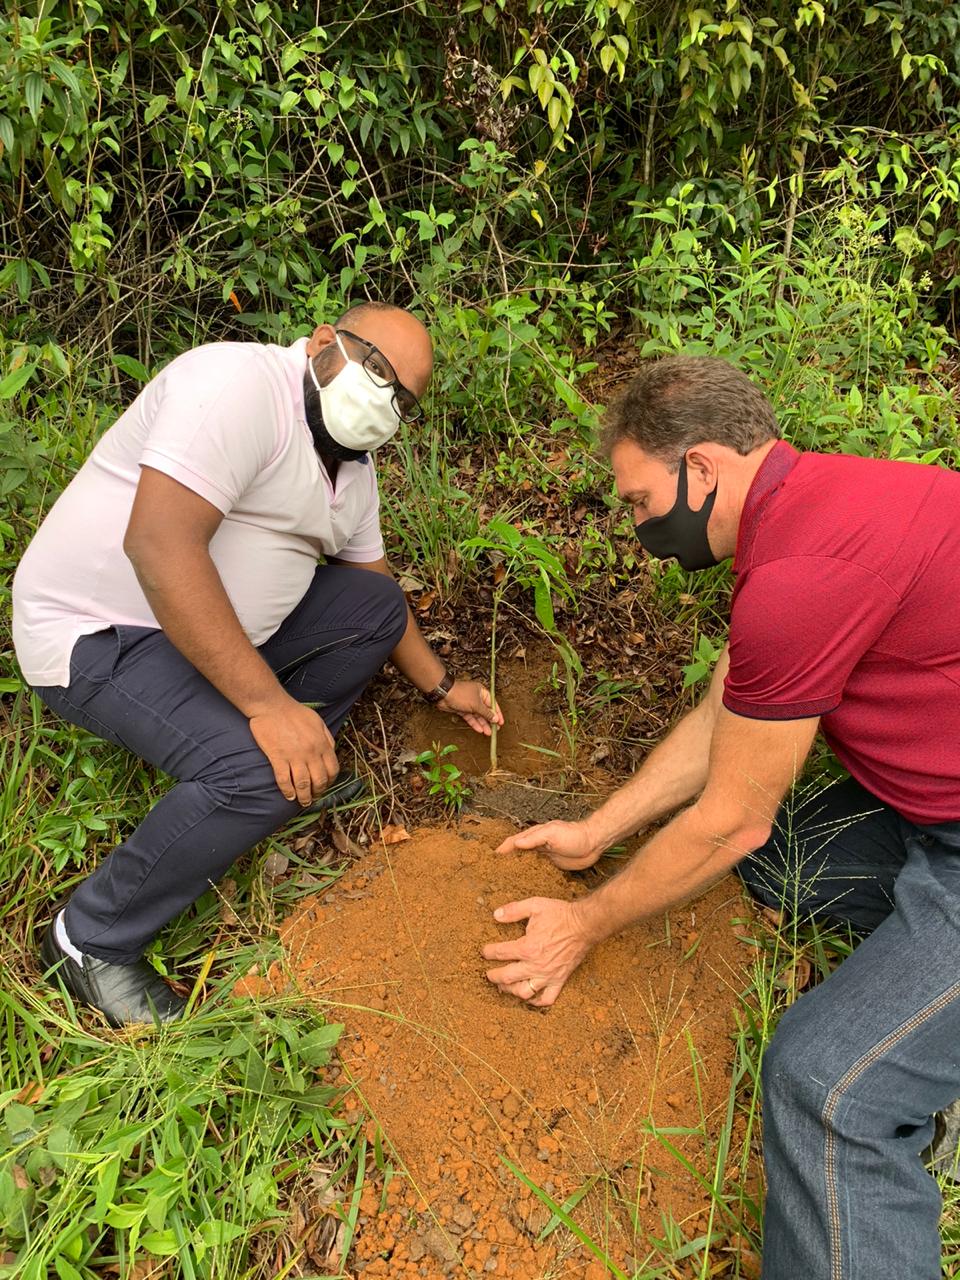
[334,328,425,425]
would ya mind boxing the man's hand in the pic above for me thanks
[249,696,339,805]
[496,820,602,871]
[437,680,504,736]
[482,897,592,1007]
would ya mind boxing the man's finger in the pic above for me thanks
[546,851,589,870]
[485,960,529,987]
[495,828,548,855]
[269,758,298,802]
[319,737,339,782]
[479,689,500,724]
[293,771,313,806]
[492,898,539,925]
[308,757,332,799]
[482,938,528,963]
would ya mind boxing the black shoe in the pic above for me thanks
[926,1098,960,1180]
[303,770,367,815]
[40,921,187,1028]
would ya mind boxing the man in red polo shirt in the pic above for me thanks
[482,355,960,1280]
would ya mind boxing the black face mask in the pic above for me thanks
[302,369,367,464]
[634,455,719,572]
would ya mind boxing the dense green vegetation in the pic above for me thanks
[2,1,958,1277]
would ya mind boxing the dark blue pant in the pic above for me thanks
[34,565,407,964]
[738,777,960,1280]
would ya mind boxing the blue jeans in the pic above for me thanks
[33,564,407,964]
[738,777,960,1280]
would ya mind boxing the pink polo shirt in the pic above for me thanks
[12,338,384,687]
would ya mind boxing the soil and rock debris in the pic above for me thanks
[245,817,759,1279]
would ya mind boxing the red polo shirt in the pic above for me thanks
[723,441,960,825]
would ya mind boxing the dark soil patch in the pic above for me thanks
[407,651,568,778]
[260,818,758,1279]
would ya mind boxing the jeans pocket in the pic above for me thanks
[110,624,160,672]
[67,627,125,685]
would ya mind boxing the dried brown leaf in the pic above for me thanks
[332,827,364,858]
[379,824,410,846]
[263,852,289,881]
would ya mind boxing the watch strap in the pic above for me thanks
[423,670,455,704]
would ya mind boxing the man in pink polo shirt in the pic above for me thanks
[14,300,501,1027]
[482,356,960,1279]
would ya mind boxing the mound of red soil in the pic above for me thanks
[275,817,756,1279]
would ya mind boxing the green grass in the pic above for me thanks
[0,979,362,1280]
[0,689,361,1280]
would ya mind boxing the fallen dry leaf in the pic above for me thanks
[774,956,812,994]
[262,851,290,882]
[378,824,410,846]
[128,1258,172,1280]
[332,827,364,858]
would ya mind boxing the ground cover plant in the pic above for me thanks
[2,0,960,1276]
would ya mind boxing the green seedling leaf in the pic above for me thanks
[297,1023,345,1066]
[4,1101,36,1140]
[93,1152,122,1220]
[139,1228,180,1256]
[0,363,35,399]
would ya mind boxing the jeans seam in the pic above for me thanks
[91,673,225,776]
[822,977,960,1279]
[270,612,398,649]
[43,689,125,748]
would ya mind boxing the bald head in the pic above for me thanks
[306,302,433,401]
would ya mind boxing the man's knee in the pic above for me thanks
[363,571,408,647]
[762,1001,830,1123]
[201,742,298,824]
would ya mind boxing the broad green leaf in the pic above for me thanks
[4,1101,36,1138]
[144,95,169,125]
[93,1153,122,1220]
[112,354,150,382]
[297,1023,344,1066]
[25,73,45,122]
[139,1229,180,1256]
[0,362,35,399]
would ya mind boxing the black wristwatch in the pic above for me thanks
[422,670,455,704]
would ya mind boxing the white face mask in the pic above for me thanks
[308,332,401,453]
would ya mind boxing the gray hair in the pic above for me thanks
[600,355,780,467]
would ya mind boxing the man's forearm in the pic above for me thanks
[389,604,447,694]
[577,802,757,944]
[131,547,288,717]
[581,698,716,853]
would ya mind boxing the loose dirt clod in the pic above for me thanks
[272,817,756,1278]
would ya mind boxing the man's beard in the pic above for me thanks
[302,368,367,463]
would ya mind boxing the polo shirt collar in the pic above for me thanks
[733,440,801,574]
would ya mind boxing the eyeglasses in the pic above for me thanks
[326,328,424,424]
